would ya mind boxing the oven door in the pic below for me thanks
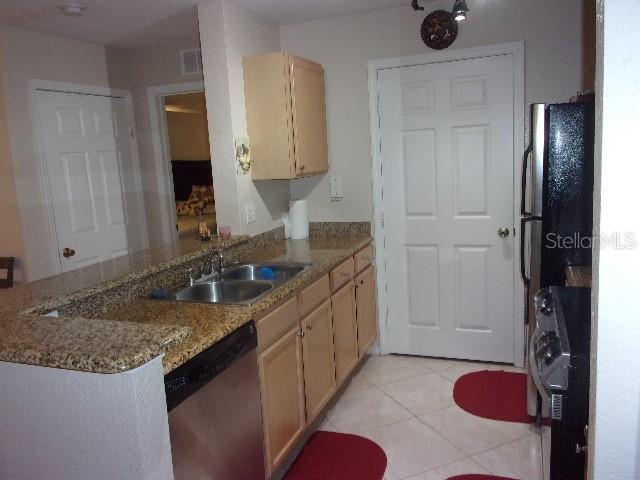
[528,327,552,415]
[529,329,552,480]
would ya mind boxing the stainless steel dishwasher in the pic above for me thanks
[164,321,265,480]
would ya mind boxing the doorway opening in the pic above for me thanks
[163,91,216,237]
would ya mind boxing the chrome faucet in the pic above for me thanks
[216,249,225,277]
[186,267,196,287]
[200,253,216,278]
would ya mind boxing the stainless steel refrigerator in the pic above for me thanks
[520,102,595,417]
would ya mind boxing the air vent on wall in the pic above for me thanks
[181,49,203,75]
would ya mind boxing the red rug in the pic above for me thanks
[453,370,533,424]
[284,431,387,480]
[447,475,518,480]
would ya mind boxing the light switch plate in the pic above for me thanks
[245,203,257,223]
[330,176,344,200]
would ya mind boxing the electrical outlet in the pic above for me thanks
[245,203,257,224]
[330,176,344,201]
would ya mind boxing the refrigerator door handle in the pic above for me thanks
[521,143,533,216]
[520,216,541,286]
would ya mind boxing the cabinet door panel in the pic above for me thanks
[332,281,359,386]
[289,55,329,176]
[244,53,295,179]
[301,300,336,423]
[257,297,299,352]
[330,257,355,291]
[259,325,305,475]
[354,244,374,274]
[356,266,378,356]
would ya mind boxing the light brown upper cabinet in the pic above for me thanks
[243,52,329,180]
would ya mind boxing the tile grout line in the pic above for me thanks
[342,357,540,480]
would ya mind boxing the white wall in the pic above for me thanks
[198,1,289,236]
[589,1,640,479]
[281,0,594,222]
[0,26,132,281]
[0,357,173,480]
[223,2,290,236]
[127,41,204,245]
[0,60,26,283]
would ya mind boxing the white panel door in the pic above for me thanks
[379,54,515,362]
[37,90,143,272]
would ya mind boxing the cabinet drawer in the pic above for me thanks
[257,297,299,351]
[330,257,355,291]
[299,275,330,317]
[354,244,374,273]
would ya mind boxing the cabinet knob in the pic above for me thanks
[62,247,76,258]
[306,324,313,331]
[498,227,510,238]
[298,330,305,338]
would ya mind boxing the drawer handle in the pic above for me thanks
[365,256,372,262]
[341,272,351,277]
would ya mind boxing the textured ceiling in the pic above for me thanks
[230,0,409,25]
[0,0,414,50]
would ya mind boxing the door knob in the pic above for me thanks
[62,247,76,258]
[497,227,510,238]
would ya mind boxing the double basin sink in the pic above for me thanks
[173,262,311,305]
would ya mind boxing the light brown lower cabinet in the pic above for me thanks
[258,248,377,478]
[300,299,336,423]
[258,324,306,476]
[331,281,359,386]
[356,265,378,356]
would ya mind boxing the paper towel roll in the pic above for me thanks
[289,199,309,240]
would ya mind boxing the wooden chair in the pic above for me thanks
[0,257,15,289]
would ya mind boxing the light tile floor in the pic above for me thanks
[316,354,543,480]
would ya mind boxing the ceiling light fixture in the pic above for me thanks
[452,0,469,21]
[60,2,87,17]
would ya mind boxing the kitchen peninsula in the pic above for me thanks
[0,223,373,480]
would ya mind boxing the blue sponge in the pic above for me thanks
[149,288,169,299]
[260,267,276,280]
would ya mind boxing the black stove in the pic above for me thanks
[531,286,591,480]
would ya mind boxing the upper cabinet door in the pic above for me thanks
[288,55,329,177]
[243,53,295,180]
[243,52,328,180]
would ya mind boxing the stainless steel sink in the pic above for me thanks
[174,280,273,305]
[221,262,310,284]
[169,261,311,305]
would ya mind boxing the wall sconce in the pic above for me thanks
[452,0,469,21]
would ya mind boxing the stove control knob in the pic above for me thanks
[539,297,554,314]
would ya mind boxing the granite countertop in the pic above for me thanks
[0,231,371,375]
[100,236,372,374]
[0,235,247,374]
